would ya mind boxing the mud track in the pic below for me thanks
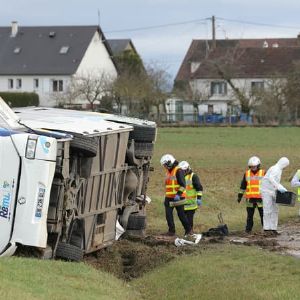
[84,234,202,281]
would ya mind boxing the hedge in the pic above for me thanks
[0,92,39,107]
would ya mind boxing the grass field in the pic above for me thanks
[0,257,138,300]
[2,127,300,300]
[133,244,300,300]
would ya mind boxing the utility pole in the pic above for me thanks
[212,15,216,50]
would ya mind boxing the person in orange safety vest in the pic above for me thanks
[160,154,192,237]
[237,156,265,233]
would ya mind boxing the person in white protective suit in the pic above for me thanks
[260,157,289,235]
[290,169,300,216]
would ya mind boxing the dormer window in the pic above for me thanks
[59,46,69,54]
[191,62,201,73]
[49,31,56,38]
[14,47,21,54]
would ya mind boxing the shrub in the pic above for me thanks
[0,92,39,107]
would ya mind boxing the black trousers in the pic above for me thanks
[184,209,196,230]
[164,198,191,234]
[246,204,263,232]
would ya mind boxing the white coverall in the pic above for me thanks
[260,157,289,230]
[291,170,300,215]
[290,171,300,187]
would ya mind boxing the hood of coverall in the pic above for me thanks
[276,157,289,170]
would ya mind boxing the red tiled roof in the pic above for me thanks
[175,38,300,81]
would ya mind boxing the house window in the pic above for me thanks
[251,81,264,92]
[8,79,13,89]
[16,78,22,89]
[211,81,227,95]
[175,100,183,122]
[52,80,63,92]
[34,78,39,89]
[208,104,214,114]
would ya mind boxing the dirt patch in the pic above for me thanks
[84,235,203,281]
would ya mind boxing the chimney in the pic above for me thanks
[11,21,18,37]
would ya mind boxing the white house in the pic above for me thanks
[0,22,118,107]
[174,37,300,117]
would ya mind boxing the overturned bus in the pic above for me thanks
[0,99,156,261]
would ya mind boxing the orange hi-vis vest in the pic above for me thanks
[165,166,186,198]
[245,169,265,199]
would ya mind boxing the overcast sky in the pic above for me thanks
[1,0,300,79]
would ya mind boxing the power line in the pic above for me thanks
[104,18,209,33]
[217,17,300,30]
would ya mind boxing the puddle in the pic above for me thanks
[230,221,300,258]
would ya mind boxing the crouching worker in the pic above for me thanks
[178,161,203,233]
[237,156,265,233]
[160,154,192,237]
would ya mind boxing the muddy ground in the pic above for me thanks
[84,234,201,281]
[84,218,300,281]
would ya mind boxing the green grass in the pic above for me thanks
[133,244,300,300]
[147,127,300,235]
[0,257,138,300]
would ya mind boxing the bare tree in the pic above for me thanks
[174,78,215,112]
[52,71,113,111]
[284,61,300,121]
[108,49,147,115]
[143,63,171,118]
[207,47,255,114]
[109,70,144,115]
[253,77,286,124]
[75,72,112,111]
[108,61,171,118]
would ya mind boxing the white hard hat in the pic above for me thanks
[160,154,175,167]
[178,161,190,171]
[248,156,261,167]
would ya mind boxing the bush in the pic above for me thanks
[0,92,39,107]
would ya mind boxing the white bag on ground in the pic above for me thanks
[115,220,125,240]
[174,234,202,247]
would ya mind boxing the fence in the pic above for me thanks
[149,112,300,126]
[155,113,251,125]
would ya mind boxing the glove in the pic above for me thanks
[278,186,287,193]
[197,199,202,206]
[237,193,243,203]
[174,194,180,201]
